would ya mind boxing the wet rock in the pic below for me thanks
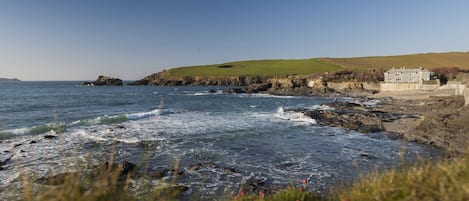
[223,88,247,94]
[207,89,217,93]
[305,109,384,134]
[223,166,237,173]
[241,173,268,192]
[0,155,12,170]
[29,140,37,144]
[151,167,184,178]
[44,135,58,139]
[206,162,220,168]
[188,163,202,171]
[81,81,93,86]
[245,83,272,93]
[151,167,170,178]
[86,161,137,182]
[115,125,126,129]
[359,153,378,160]
[14,143,22,148]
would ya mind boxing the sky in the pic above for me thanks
[1,0,468,81]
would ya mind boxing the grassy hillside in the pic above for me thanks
[158,52,469,78]
[319,52,469,71]
[164,59,343,77]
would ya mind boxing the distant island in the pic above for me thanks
[0,78,20,82]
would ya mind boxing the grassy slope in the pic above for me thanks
[165,59,343,77]
[319,52,469,71]
[161,52,469,78]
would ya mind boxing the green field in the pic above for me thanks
[164,59,343,77]
[160,52,469,78]
[319,52,469,71]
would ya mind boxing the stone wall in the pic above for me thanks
[327,81,380,91]
[380,83,440,91]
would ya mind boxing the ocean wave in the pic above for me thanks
[75,129,107,142]
[71,115,128,126]
[1,108,162,139]
[305,104,335,111]
[185,90,223,96]
[239,93,297,99]
[126,109,160,120]
[0,123,67,137]
[274,107,317,124]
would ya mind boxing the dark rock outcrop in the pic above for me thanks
[82,75,123,86]
[128,79,150,86]
[0,78,20,82]
[293,101,387,134]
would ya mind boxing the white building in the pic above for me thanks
[384,67,434,83]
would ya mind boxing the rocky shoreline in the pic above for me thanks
[284,93,468,155]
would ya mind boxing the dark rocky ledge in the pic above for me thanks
[289,95,469,155]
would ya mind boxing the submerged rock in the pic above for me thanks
[0,155,12,170]
[44,135,57,139]
[150,167,185,179]
[97,161,137,176]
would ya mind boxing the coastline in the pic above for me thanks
[131,70,469,155]
[295,88,468,155]
[368,91,468,155]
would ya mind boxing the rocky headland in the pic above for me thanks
[130,70,383,97]
[82,75,123,86]
[129,69,469,155]
[0,78,20,82]
[286,92,469,155]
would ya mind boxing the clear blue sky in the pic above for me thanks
[1,0,468,80]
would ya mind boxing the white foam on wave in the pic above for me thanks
[305,104,335,111]
[274,107,317,124]
[116,138,140,144]
[0,127,30,136]
[75,129,107,142]
[188,90,223,96]
[363,99,381,107]
[239,93,297,99]
[126,109,160,120]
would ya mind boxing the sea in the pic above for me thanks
[0,81,440,198]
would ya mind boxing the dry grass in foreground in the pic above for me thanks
[334,154,469,201]
[14,151,469,201]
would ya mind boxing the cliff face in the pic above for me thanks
[136,71,267,86]
[131,69,383,96]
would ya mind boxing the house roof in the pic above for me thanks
[385,67,429,73]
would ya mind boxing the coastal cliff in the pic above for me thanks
[131,69,383,96]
